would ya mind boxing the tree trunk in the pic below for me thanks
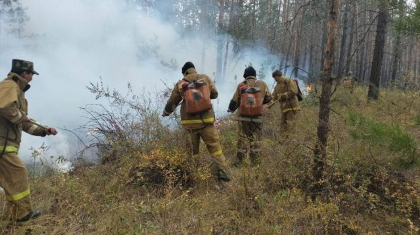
[309,42,315,84]
[280,0,290,69]
[272,1,282,54]
[293,0,305,78]
[223,40,230,81]
[216,0,225,84]
[337,1,350,77]
[201,0,209,71]
[368,2,389,100]
[312,0,339,198]
[252,0,256,41]
[266,0,272,45]
[223,0,235,82]
[345,1,356,76]
[320,4,329,71]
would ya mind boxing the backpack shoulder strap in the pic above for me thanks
[183,74,200,83]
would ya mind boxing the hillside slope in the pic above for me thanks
[2,86,420,234]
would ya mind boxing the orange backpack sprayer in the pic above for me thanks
[182,79,212,114]
[239,85,263,117]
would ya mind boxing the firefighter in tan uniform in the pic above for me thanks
[271,70,300,134]
[228,66,272,166]
[162,62,230,182]
[0,59,57,222]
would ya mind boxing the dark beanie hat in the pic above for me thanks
[182,62,195,74]
[243,66,256,78]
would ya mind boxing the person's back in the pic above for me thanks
[228,66,271,166]
[229,73,272,122]
[167,70,217,129]
[342,71,356,91]
[162,62,230,182]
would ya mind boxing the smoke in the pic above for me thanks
[0,0,292,170]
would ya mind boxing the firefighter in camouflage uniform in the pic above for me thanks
[0,59,57,222]
[342,71,357,93]
[162,62,230,182]
[271,70,300,134]
[228,66,272,166]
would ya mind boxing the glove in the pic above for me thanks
[240,85,248,93]
[279,93,288,101]
[46,127,58,135]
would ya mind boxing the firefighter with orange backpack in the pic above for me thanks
[0,59,58,222]
[162,62,230,182]
[227,66,272,166]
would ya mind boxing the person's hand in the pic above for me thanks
[262,104,268,113]
[26,117,35,122]
[280,93,288,101]
[47,127,58,135]
[162,110,170,117]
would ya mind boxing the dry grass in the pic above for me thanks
[2,85,420,234]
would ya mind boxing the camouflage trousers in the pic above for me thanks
[236,121,262,166]
[0,152,32,221]
[186,124,226,175]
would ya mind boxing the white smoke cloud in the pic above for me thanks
[0,0,286,169]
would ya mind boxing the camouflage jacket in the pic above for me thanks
[343,76,356,88]
[164,68,218,129]
[228,76,272,122]
[272,76,300,113]
[0,72,48,149]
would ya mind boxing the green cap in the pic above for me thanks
[11,59,39,75]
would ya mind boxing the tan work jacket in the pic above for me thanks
[164,68,218,129]
[0,73,48,152]
[230,77,272,122]
[272,76,300,113]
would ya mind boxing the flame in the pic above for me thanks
[306,84,313,91]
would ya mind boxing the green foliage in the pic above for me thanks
[415,115,420,126]
[393,0,420,34]
[347,111,419,168]
[5,85,420,234]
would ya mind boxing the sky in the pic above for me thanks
[0,0,298,171]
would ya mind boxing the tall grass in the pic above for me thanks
[2,83,420,234]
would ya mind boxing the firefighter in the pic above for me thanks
[0,59,58,222]
[162,62,230,182]
[228,66,272,166]
[342,71,357,93]
[271,70,300,134]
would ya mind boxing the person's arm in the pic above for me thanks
[279,79,297,100]
[23,119,57,136]
[272,85,279,101]
[263,82,272,104]
[207,76,218,99]
[162,83,182,116]
[0,84,28,124]
[228,86,240,113]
